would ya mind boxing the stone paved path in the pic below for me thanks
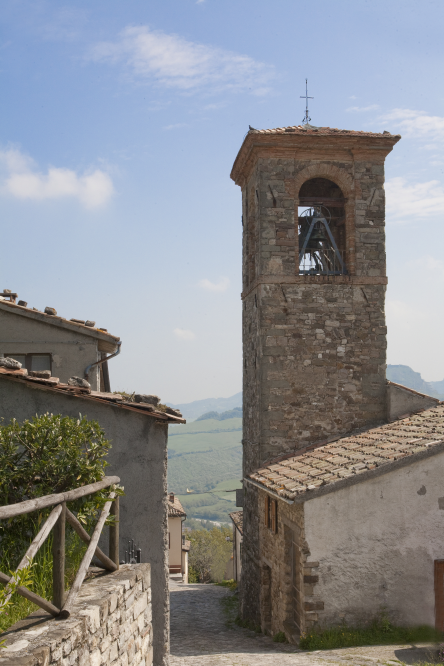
[169,581,438,666]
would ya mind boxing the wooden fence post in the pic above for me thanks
[53,501,66,609]
[109,497,119,569]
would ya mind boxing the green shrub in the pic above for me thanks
[0,413,118,633]
[299,610,443,650]
[273,631,287,643]
[216,579,237,591]
[235,616,261,633]
[188,566,199,583]
[188,526,232,583]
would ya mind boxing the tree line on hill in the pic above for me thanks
[196,407,242,422]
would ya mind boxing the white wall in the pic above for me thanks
[169,516,182,568]
[304,452,444,627]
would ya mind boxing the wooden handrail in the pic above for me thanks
[0,476,121,619]
[0,476,120,519]
[2,505,63,606]
[0,572,60,616]
[66,507,117,572]
[60,493,115,619]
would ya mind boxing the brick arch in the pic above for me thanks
[294,164,354,200]
[294,164,356,275]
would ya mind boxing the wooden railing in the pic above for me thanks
[0,475,120,619]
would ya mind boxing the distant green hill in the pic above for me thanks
[167,392,242,422]
[196,407,242,421]
[387,365,444,400]
[168,417,242,524]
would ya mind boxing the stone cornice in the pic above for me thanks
[230,133,401,188]
[241,274,388,300]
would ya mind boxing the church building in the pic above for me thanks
[231,123,444,639]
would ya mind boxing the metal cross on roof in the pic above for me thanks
[300,79,313,124]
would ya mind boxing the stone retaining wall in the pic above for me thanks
[0,564,152,666]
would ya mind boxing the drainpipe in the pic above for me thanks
[84,341,122,385]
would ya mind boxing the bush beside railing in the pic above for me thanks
[0,476,120,619]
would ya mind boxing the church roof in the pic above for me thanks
[247,404,444,503]
[247,124,400,138]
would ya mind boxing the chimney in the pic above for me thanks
[169,492,174,503]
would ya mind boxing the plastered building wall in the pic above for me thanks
[0,309,101,390]
[304,452,444,627]
[387,382,439,420]
[0,377,170,666]
[168,516,182,569]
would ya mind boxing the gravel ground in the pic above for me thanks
[169,580,437,666]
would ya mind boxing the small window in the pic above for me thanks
[264,496,278,535]
[5,354,52,373]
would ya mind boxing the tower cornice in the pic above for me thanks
[230,127,401,188]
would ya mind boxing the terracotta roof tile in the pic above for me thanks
[229,511,243,535]
[168,496,186,517]
[0,367,185,424]
[248,124,400,138]
[248,405,444,500]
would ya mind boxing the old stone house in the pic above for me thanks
[0,363,184,665]
[230,122,444,637]
[167,492,190,583]
[0,289,120,391]
[247,405,444,638]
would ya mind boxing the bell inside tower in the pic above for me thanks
[298,178,347,275]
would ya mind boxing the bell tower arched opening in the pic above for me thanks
[298,177,347,275]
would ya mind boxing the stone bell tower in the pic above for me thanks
[230,123,400,619]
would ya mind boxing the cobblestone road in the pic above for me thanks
[169,581,437,666]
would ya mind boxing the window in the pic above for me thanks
[298,177,347,276]
[5,354,52,373]
[264,495,278,534]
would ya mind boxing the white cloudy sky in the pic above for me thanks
[1,0,444,401]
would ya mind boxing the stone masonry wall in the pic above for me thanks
[242,156,387,284]
[252,488,323,642]
[0,565,152,666]
[258,281,387,462]
[240,145,392,631]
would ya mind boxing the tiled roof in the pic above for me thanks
[0,367,185,424]
[229,511,243,535]
[248,124,400,137]
[248,405,444,502]
[168,496,187,517]
[0,298,119,346]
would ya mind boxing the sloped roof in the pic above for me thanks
[248,125,400,137]
[230,124,401,186]
[0,367,185,424]
[229,511,243,535]
[248,405,444,503]
[0,299,119,351]
[182,539,191,552]
[168,495,187,517]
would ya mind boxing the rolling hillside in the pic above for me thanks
[167,392,242,422]
[387,365,444,400]
[167,415,242,524]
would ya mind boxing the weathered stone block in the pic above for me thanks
[1,566,153,666]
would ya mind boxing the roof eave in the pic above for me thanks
[0,300,120,347]
[0,372,183,424]
[246,439,444,504]
[230,130,401,188]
